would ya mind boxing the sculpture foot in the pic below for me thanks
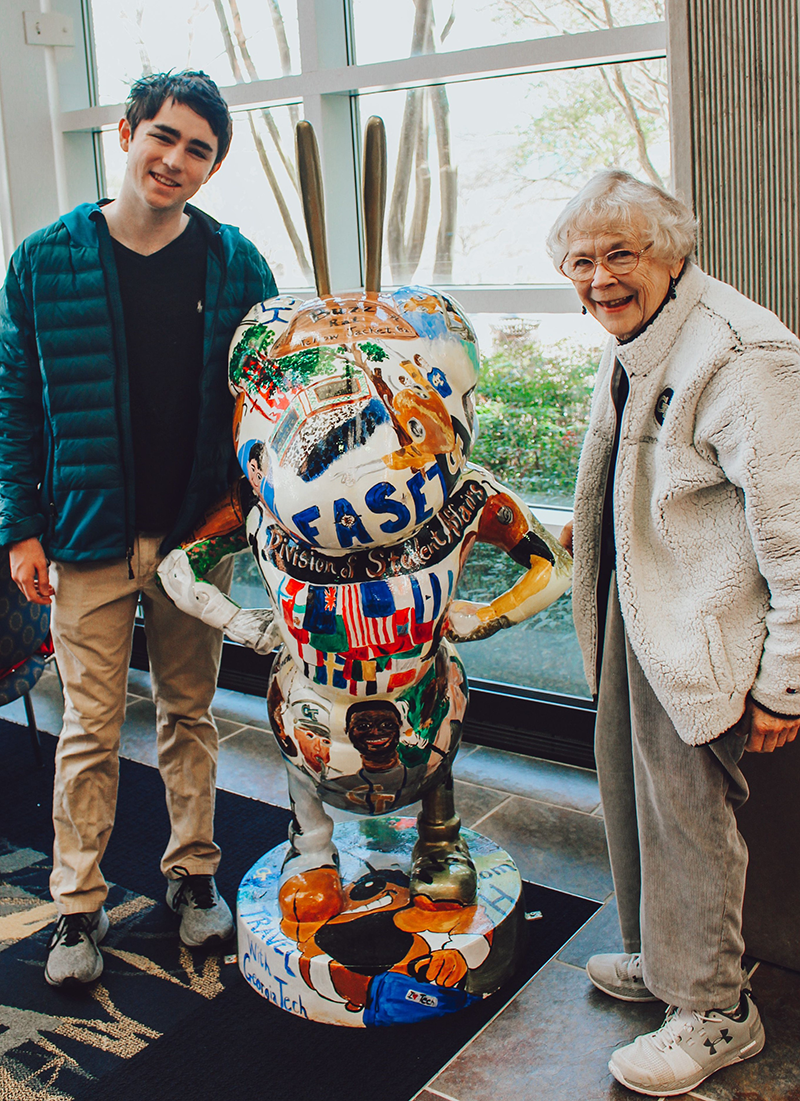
[278,866,346,924]
[410,836,478,910]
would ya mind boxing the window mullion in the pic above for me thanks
[299,0,361,291]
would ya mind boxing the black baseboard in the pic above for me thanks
[131,625,596,769]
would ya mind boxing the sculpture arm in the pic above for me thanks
[447,467,573,644]
[158,479,279,654]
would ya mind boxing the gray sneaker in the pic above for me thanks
[586,952,659,1002]
[608,991,765,1096]
[166,867,233,946]
[44,908,109,987]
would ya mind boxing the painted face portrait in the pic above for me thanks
[295,725,331,775]
[246,440,267,494]
[346,702,402,770]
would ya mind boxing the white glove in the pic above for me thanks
[158,549,278,652]
[158,548,242,629]
[224,608,280,654]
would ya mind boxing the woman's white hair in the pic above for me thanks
[546,169,698,267]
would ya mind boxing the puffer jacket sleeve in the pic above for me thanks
[0,252,47,546]
[700,345,800,716]
[246,240,278,303]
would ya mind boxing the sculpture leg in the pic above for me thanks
[278,765,345,923]
[411,765,477,908]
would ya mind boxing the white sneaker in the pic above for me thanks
[608,991,765,1096]
[586,952,659,1002]
[166,867,234,946]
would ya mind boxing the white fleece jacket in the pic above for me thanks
[572,262,800,745]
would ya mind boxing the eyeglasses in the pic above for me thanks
[560,243,652,282]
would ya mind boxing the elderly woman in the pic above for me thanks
[550,169,800,1097]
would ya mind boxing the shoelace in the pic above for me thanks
[620,953,645,982]
[51,912,97,948]
[653,1006,720,1052]
[171,867,216,910]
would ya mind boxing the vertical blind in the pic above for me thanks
[687,0,799,335]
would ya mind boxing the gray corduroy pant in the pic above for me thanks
[595,576,750,1011]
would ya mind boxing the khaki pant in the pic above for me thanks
[49,534,233,914]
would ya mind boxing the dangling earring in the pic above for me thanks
[581,305,587,315]
[668,276,678,301]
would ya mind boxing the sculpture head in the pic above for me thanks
[228,118,479,553]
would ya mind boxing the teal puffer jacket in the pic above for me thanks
[0,201,277,561]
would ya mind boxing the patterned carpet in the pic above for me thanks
[0,722,597,1101]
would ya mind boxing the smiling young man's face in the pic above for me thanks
[564,221,684,341]
[118,98,220,215]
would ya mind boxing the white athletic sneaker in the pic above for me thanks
[44,908,109,987]
[586,952,659,1002]
[608,991,765,1096]
[166,867,234,946]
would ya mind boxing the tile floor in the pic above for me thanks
[7,667,800,1101]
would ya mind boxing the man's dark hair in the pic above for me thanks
[346,700,402,726]
[248,440,265,467]
[125,70,233,165]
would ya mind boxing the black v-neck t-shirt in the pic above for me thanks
[112,214,208,533]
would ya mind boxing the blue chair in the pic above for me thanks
[0,549,53,766]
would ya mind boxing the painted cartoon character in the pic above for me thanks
[280,865,492,1024]
[158,118,572,927]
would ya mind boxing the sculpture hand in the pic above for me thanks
[224,607,280,654]
[413,949,468,988]
[157,547,241,630]
[446,599,503,643]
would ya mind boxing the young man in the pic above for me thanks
[0,71,277,986]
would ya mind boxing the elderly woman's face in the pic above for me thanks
[563,222,684,340]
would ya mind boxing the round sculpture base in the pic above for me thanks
[237,816,526,1027]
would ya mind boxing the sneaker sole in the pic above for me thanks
[44,963,104,989]
[587,973,660,1003]
[608,1033,766,1096]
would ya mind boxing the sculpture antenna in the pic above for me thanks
[362,116,387,295]
[295,120,331,298]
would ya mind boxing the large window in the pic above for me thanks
[88,0,302,106]
[60,0,669,714]
[351,0,664,62]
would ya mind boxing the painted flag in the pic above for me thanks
[342,582,397,650]
[314,651,349,689]
[304,586,349,652]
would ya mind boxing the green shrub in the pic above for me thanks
[471,331,600,506]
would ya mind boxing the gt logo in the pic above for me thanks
[654,387,674,426]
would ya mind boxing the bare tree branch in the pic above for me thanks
[124,4,153,75]
[406,109,432,274]
[247,115,313,283]
[608,64,664,186]
[266,0,300,127]
[388,0,458,284]
[211,0,311,279]
[387,0,435,281]
[226,0,300,192]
